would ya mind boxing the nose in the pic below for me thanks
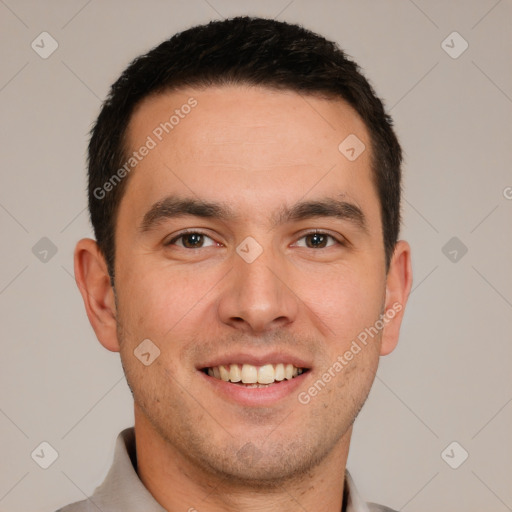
[217,245,299,334]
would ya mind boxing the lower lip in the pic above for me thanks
[199,370,309,407]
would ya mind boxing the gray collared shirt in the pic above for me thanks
[56,428,396,512]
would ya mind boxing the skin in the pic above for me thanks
[75,85,412,512]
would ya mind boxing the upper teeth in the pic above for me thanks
[207,363,303,384]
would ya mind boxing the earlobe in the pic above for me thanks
[74,238,120,352]
[380,240,413,356]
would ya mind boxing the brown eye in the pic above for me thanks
[167,232,216,249]
[295,232,339,249]
[181,233,204,248]
[305,233,328,248]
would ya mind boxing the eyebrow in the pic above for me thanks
[140,197,237,232]
[272,197,367,232]
[139,195,367,233]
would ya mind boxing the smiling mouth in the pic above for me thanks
[202,363,309,387]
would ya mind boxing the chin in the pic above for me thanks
[196,438,329,489]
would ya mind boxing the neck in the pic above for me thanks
[134,407,351,512]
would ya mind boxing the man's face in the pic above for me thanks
[113,85,392,483]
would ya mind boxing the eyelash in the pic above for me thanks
[165,229,345,249]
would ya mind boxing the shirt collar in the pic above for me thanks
[89,427,371,512]
[90,427,166,511]
[344,470,371,512]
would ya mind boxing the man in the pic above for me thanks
[61,15,412,512]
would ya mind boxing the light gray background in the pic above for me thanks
[1,1,511,511]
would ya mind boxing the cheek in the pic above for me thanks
[292,264,385,340]
[117,262,216,341]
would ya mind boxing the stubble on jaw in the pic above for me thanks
[118,332,375,490]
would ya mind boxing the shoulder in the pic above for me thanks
[367,503,399,512]
[54,498,95,512]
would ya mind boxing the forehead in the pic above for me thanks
[120,85,378,229]
[129,84,369,162]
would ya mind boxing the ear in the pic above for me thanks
[74,238,120,352]
[380,240,413,356]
